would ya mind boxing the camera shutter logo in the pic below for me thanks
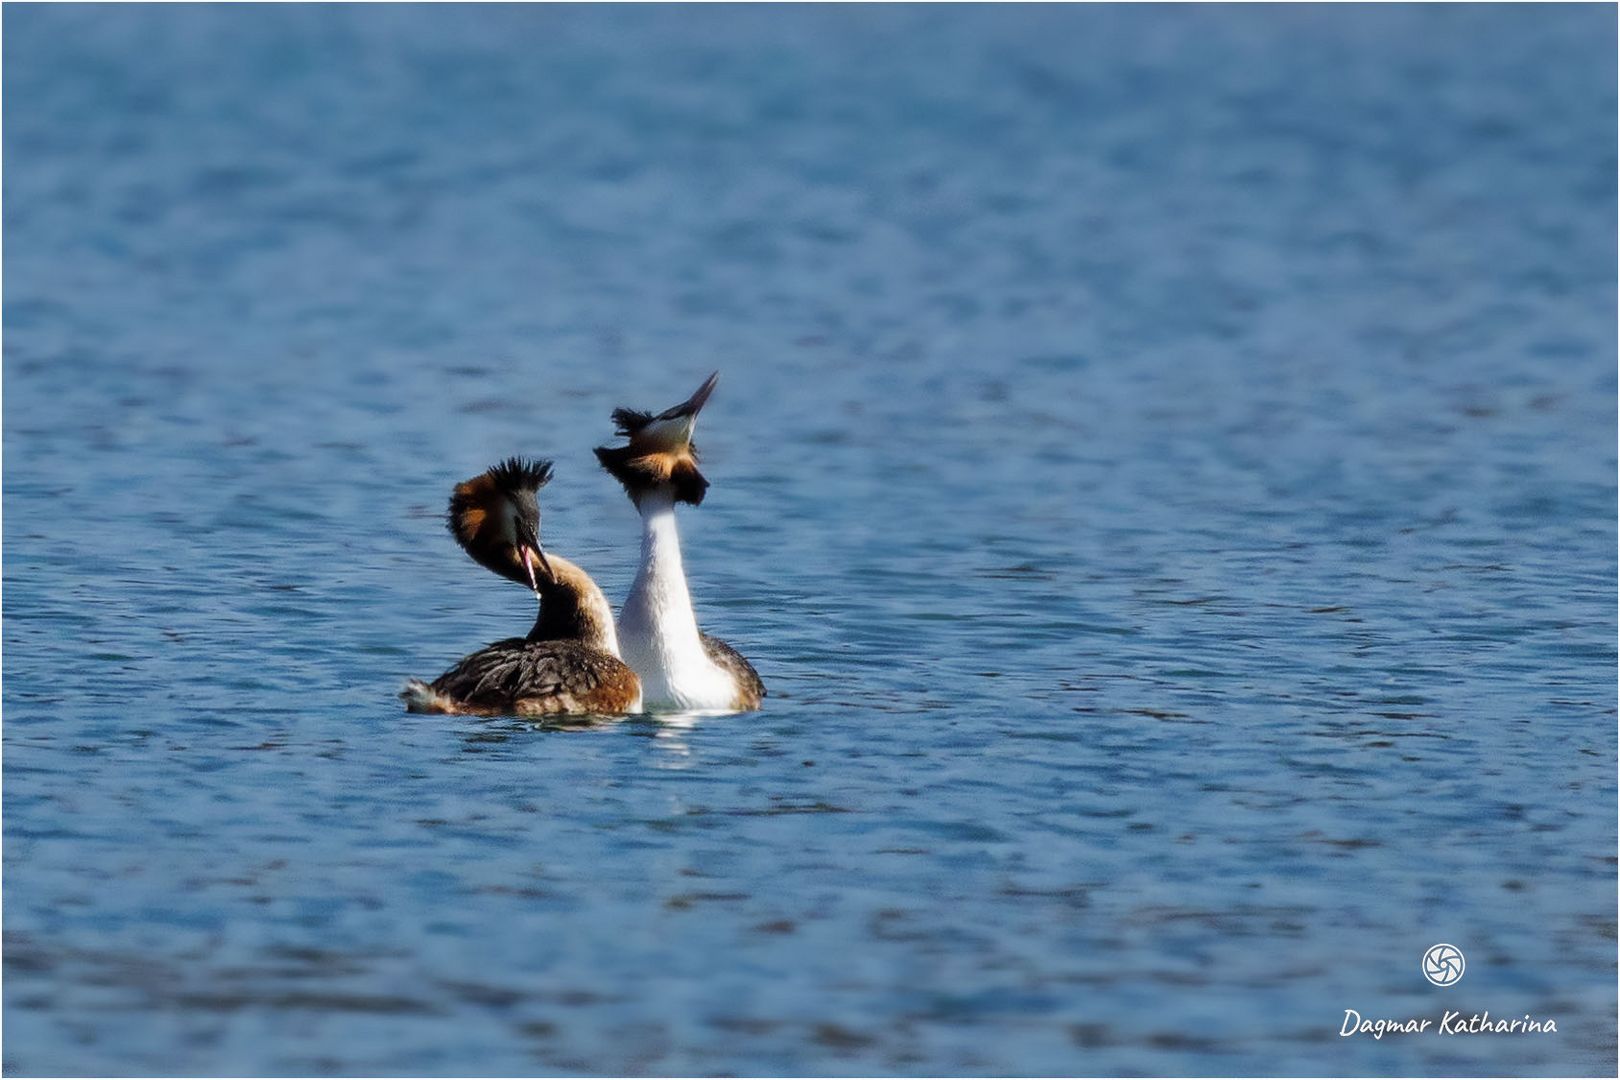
[1422,943,1465,987]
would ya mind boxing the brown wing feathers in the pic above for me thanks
[428,639,640,716]
[701,633,767,710]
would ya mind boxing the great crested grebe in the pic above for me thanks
[594,372,766,712]
[402,457,642,717]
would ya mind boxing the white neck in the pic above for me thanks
[631,492,702,648]
[617,489,734,710]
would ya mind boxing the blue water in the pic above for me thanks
[4,4,1615,1076]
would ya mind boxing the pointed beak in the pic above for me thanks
[642,372,719,451]
[520,545,553,593]
[515,521,554,592]
[675,371,719,420]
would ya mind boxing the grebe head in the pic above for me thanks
[447,456,555,592]
[593,370,718,507]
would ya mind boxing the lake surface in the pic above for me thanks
[4,5,1615,1076]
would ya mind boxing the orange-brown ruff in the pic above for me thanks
[402,458,641,716]
[595,374,765,712]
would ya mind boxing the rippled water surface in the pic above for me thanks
[5,5,1616,1076]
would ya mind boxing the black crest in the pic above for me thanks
[487,456,554,496]
[609,408,655,437]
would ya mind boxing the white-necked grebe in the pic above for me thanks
[594,373,765,712]
[403,457,642,716]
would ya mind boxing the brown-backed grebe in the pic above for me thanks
[594,373,766,712]
[402,457,642,717]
